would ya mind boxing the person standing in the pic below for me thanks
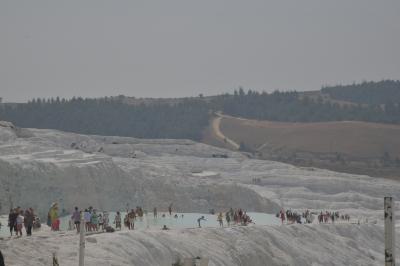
[91,210,99,231]
[98,213,103,231]
[24,208,34,236]
[225,212,231,226]
[48,203,59,231]
[128,210,135,230]
[8,209,17,237]
[280,210,286,225]
[114,211,122,230]
[16,210,24,237]
[153,207,157,218]
[84,209,91,232]
[102,211,109,229]
[217,212,224,227]
[168,204,173,216]
[71,207,81,233]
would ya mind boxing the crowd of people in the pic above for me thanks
[279,209,302,224]
[218,208,253,227]
[278,209,351,225]
[67,205,254,231]
[7,207,40,237]
[68,205,165,233]
[123,207,144,230]
[70,206,113,233]
[4,203,257,237]
[317,211,350,224]
[5,202,357,240]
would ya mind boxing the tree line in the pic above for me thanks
[1,81,400,140]
[217,88,400,124]
[321,80,400,105]
[0,96,210,141]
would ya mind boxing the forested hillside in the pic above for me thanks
[1,80,400,140]
[0,97,210,140]
[321,80,400,105]
[216,87,400,124]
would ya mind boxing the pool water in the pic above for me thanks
[59,212,280,231]
[0,212,280,237]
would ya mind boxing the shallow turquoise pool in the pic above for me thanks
[0,212,280,237]
[59,211,280,231]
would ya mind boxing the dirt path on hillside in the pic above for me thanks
[211,113,240,150]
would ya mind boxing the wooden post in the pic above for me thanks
[384,197,395,266]
[79,211,86,266]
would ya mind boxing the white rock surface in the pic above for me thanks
[1,121,400,265]
[0,223,397,266]
[0,122,275,217]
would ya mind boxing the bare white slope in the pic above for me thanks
[0,224,397,266]
[0,122,277,217]
[1,121,400,265]
[1,121,400,219]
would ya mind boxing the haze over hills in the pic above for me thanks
[1,80,400,178]
[1,81,400,264]
[2,1,400,265]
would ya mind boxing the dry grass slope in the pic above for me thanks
[205,115,400,178]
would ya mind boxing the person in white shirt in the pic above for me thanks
[16,211,24,237]
[84,209,91,231]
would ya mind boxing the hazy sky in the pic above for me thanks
[1,0,399,102]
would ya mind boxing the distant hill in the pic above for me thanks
[203,114,400,178]
[321,80,400,105]
[216,86,400,124]
[1,80,400,142]
[0,97,210,141]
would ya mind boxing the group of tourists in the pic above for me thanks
[8,207,39,237]
[7,203,355,237]
[84,208,109,232]
[279,209,303,224]
[216,208,253,227]
[68,205,254,231]
[123,207,145,230]
[69,206,111,233]
[67,205,177,233]
[317,211,350,224]
[6,204,355,241]
[278,209,351,224]
[3,198,361,248]
[6,203,57,238]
